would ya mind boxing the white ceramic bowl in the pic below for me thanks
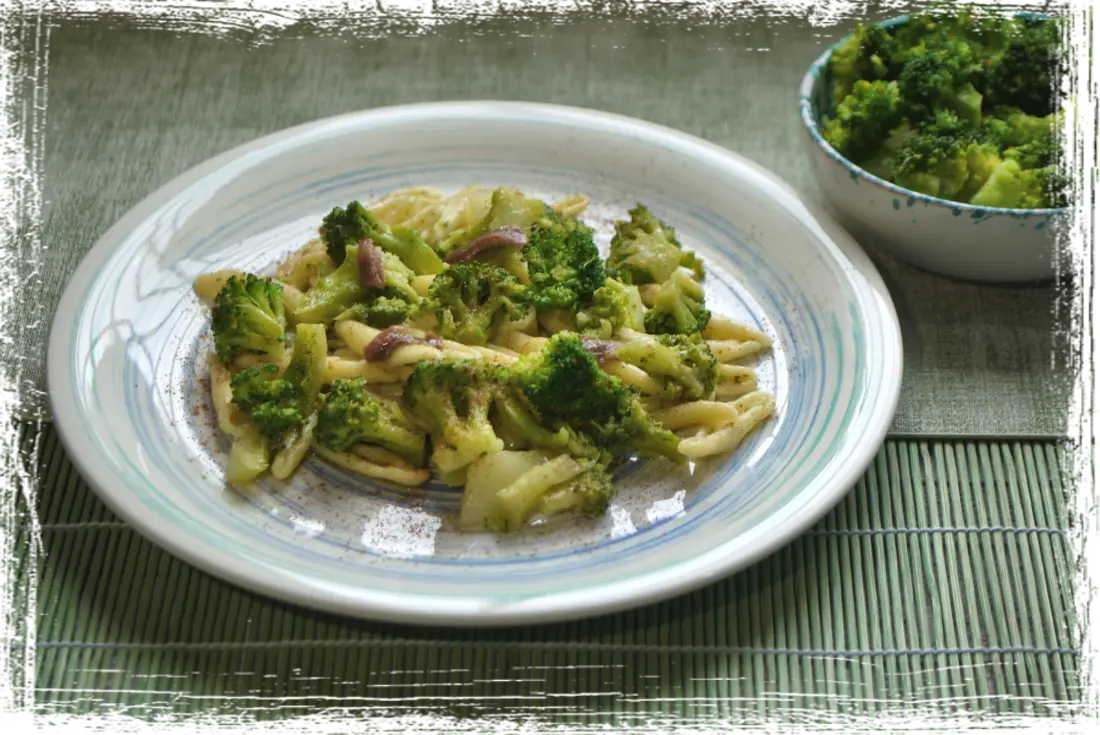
[799,15,1072,284]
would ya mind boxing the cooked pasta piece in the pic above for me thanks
[314,443,431,486]
[652,401,739,431]
[703,316,773,346]
[193,269,247,306]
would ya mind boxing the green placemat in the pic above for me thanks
[9,11,1075,436]
[10,424,1081,725]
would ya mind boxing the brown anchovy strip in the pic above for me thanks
[579,336,620,367]
[356,238,386,290]
[444,226,527,264]
[364,326,443,362]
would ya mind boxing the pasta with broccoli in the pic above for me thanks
[194,185,776,532]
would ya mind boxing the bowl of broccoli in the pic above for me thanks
[798,7,1072,283]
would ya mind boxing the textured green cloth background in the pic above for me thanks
[0,422,1095,730]
[26,12,1075,436]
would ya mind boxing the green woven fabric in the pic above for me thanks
[11,424,1080,724]
[15,13,1074,436]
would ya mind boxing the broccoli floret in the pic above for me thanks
[897,0,1025,51]
[606,204,687,285]
[897,41,984,127]
[522,209,605,311]
[402,360,505,472]
[614,333,719,402]
[830,21,901,105]
[210,274,287,363]
[574,278,647,339]
[889,110,979,199]
[981,19,1065,117]
[293,245,420,326]
[644,270,711,335]
[335,296,416,329]
[823,79,904,163]
[983,106,1058,149]
[490,387,600,458]
[968,158,1066,209]
[1002,128,1058,169]
[421,261,530,345]
[316,378,427,466]
[230,323,327,443]
[322,200,443,274]
[510,333,682,464]
[437,187,547,256]
[537,461,616,519]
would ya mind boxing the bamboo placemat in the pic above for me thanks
[11,425,1081,725]
[10,12,1075,436]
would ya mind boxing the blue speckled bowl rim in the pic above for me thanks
[798,12,1071,218]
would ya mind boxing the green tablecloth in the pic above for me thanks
[0,0,1095,435]
[0,422,1095,730]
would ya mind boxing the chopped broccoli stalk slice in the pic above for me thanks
[421,261,529,345]
[496,454,589,530]
[322,200,443,274]
[316,378,427,466]
[614,333,719,402]
[521,209,606,311]
[225,424,271,487]
[644,270,711,335]
[210,274,287,363]
[607,204,686,285]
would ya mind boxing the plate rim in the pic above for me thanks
[46,100,904,626]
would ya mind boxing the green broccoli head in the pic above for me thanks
[614,333,719,402]
[984,106,1059,149]
[606,204,686,285]
[897,0,1025,51]
[644,270,711,336]
[230,323,327,443]
[210,274,287,363]
[521,209,606,311]
[574,278,647,339]
[897,40,984,127]
[823,79,904,163]
[401,359,506,472]
[1007,127,1091,205]
[509,333,683,464]
[830,21,901,105]
[421,261,530,345]
[537,458,617,519]
[968,158,1067,209]
[322,200,443,274]
[889,110,979,199]
[316,378,427,466]
[292,245,420,326]
[981,19,1065,117]
[335,296,417,329]
[490,387,600,459]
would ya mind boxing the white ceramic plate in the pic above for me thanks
[47,102,903,626]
